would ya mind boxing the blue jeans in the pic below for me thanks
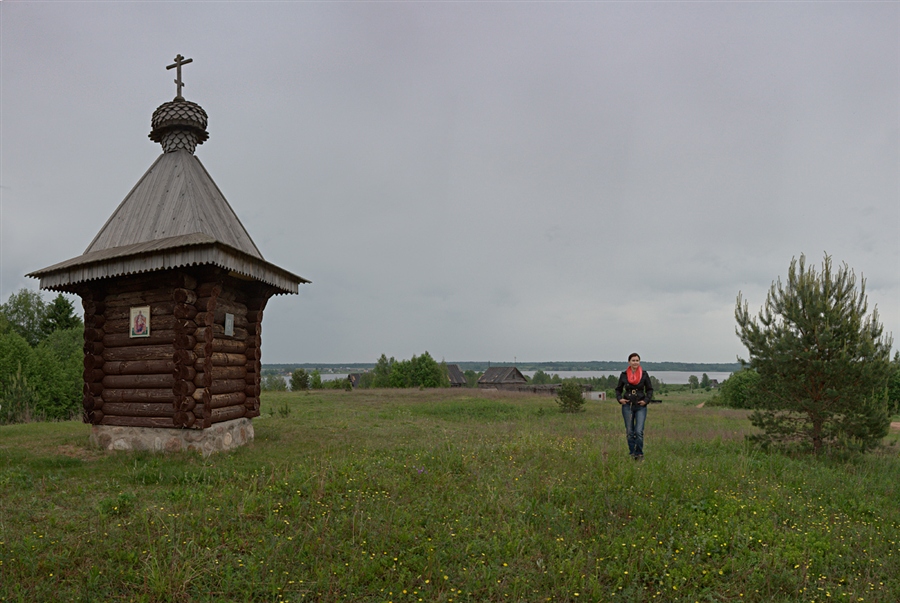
[621,403,647,456]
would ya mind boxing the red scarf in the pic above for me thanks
[627,366,643,385]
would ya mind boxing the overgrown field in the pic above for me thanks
[1,389,899,602]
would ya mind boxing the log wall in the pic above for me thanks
[79,268,275,429]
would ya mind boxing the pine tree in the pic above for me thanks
[735,254,893,453]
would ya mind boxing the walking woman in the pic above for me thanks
[616,353,653,460]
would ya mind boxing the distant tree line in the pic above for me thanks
[0,289,83,424]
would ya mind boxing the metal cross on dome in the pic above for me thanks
[167,54,193,100]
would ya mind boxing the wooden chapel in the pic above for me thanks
[28,56,307,452]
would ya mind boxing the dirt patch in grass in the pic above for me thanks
[55,444,104,461]
[891,422,900,431]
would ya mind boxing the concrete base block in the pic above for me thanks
[91,418,254,455]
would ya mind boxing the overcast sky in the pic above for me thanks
[2,2,897,365]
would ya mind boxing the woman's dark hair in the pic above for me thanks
[628,353,641,361]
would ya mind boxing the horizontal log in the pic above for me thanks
[246,310,263,324]
[192,389,211,404]
[195,353,247,369]
[173,288,198,305]
[100,402,176,418]
[245,408,260,419]
[174,365,197,381]
[103,359,175,375]
[83,355,105,370]
[84,341,105,356]
[208,379,246,395]
[83,395,97,411]
[103,330,176,348]
[88,409,104,424]
[104,302,175,321]
[103,273,181,293]
[103,315,187,335]
[246,297,270,312]
[99,415,175,428]
[173,303,198,320]
[102,389,176,404]
[174,396,196,412]
[104,290,174,306]
[196,282,223,298]
[84,328,104,343]
[83,301,106,316]
[209,391,246,409]
[86,314,106,329]
[245,384,261,398]
[194,312,249,331]
[244,397,259,410]
[211,405,246,424]
[174,334,197,350]
[193,366,247,384]
[173,410,198,428]
[102,374,175,389]
[103,344,174,362]
[195,296,215,314]
[193,339,246,356]
[245,348,261,362]
[84,382,104,396]
[173,380,196,397]
[173,349,196,366]
[83,368,105,383]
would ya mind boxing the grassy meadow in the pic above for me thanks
[1,388,899,602]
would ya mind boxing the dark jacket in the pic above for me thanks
[616,369,654,404]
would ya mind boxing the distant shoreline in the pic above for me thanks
[264,360,743,374]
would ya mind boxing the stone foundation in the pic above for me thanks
[91,418,254,455]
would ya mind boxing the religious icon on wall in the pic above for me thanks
[224,313,235,337]
[130,306,151,338]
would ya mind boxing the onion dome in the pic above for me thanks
[149,99,209,154]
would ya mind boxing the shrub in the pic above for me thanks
[1,364,40,424]
[556,381,585,413]
[717,369,761,409]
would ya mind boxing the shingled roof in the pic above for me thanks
[29,91,306,295]
[477,366,527,386]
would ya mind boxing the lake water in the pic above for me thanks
[307,369,736,385]
[521,370,735,385]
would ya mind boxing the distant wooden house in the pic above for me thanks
[28,56,307,453]
[477,366,528,390]
[446,364,467,387]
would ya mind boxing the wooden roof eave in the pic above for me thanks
[28,235,308,295]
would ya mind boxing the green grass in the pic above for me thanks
[1,389,899,602]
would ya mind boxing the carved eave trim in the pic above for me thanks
[28,233,308,295]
